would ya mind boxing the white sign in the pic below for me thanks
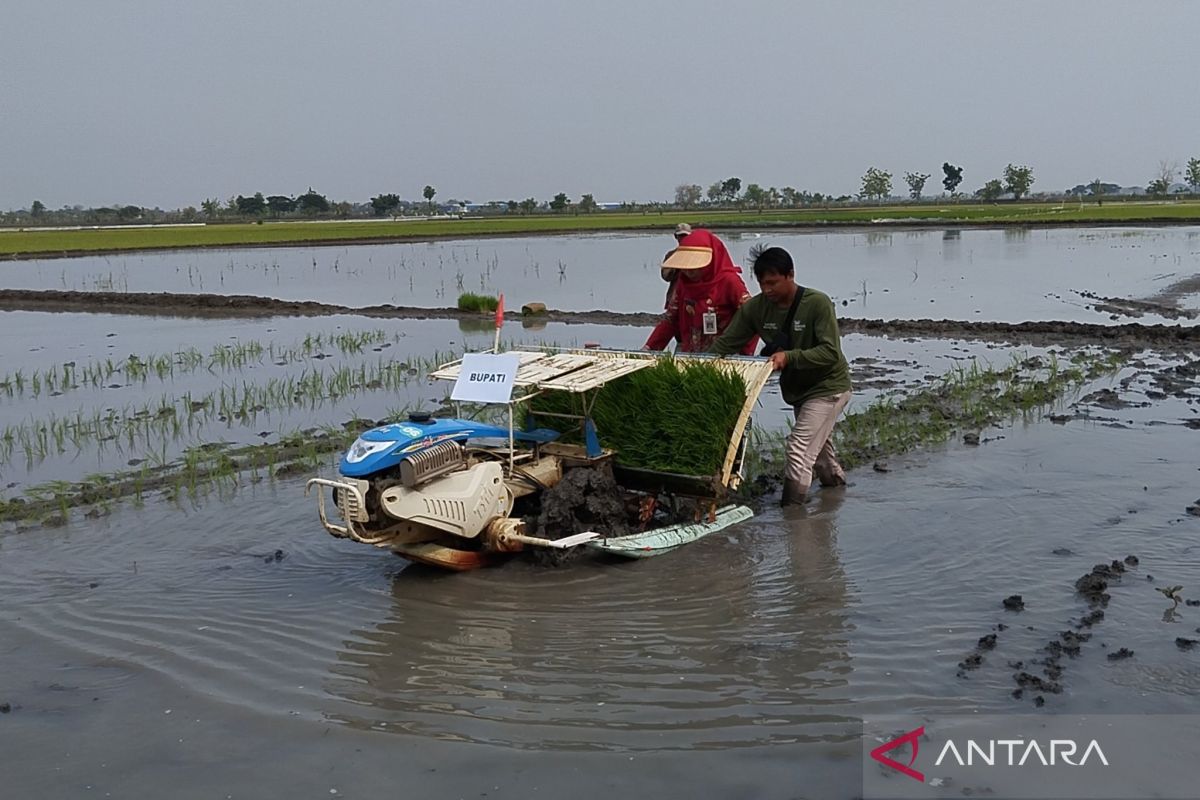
[450,353,521,403]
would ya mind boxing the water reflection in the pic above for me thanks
[322,492,857,751]
[941,228,963,267]
[456,317,496,334]
[1003,227,1029,243]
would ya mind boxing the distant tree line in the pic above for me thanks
[8,157,1200,225]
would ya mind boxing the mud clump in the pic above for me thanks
[532,465,629,566]
[1002,595,1025,611]
[1056,630,1091,658]
[957,633,1002,678]
[1038,631,1090,692]
[1176,638,1198,651]
[1007,555,1139,705]
[958,653,984,672]
[272,462,309,479]
[1079,388,1145,410]
[0,702,10,714]
[1014,672,1062,694]
[1075,571,1112,606]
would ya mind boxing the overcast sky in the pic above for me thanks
[3,1,1198,211]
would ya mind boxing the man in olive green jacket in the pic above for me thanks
[712,246,852,505]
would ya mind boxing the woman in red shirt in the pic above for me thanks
[644,229,757,354]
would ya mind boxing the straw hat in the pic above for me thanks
[662,244,712,270]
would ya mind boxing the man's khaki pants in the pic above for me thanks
[786,391,852,491]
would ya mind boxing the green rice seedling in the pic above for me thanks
[817,348,1128,473]
[456,292,499,313]
[530,358,747,476]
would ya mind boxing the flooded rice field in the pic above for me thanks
[2,226,1199,798]
[0,308,1070,495]
[4,226,1200,323]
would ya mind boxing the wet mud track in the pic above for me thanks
[1077,272,1200,320]
[4,288,1200,347]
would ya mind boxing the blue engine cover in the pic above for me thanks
[339,417,560,478]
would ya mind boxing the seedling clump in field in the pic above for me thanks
[456,292,499,313]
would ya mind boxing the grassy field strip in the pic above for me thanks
[4,202,1200,257]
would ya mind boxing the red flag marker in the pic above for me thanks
[492,293,505,352]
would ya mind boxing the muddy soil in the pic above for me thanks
[533,464,631,542]
[522,464,707,566]
[1078,273,1200,320]
[1079,291,1200,321]
[848,356,907,389]
[4,288,1200,347]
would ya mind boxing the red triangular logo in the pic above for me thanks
[870,725,925,782]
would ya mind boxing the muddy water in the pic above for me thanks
[3,412,1199,797]
[4,226,1200,323]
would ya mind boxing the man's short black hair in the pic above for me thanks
[749,245,794,281]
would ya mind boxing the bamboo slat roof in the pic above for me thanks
[430,350,656,393]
